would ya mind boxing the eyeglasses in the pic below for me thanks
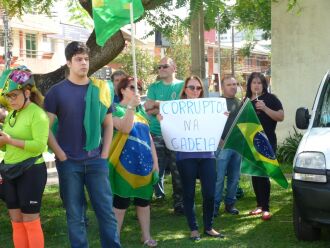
[127,85,136,91]
[127,85,142,92]
[186,85,202,91]
[4,92,21,101]
[157,64,170,70]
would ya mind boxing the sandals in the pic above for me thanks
[143,239,158,247]
[249,207,263,215]
[261,211,271,221]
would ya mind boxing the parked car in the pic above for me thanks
[293,71,330,241]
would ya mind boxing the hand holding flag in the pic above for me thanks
[224,99,288,189]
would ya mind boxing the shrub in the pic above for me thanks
[277,127,303,164]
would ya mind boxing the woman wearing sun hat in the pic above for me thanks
[0,66,49,248]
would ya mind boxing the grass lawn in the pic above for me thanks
[0,174,330,248]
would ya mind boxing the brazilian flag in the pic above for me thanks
[224,100,288,189]
[92,0,144,46]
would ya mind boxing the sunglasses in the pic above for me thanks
[186,85,202,91]
[157,64,170,70]
[5,92,22,101]
[127,85,142,92]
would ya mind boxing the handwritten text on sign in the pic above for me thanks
[160,98,228,152]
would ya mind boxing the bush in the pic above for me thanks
[277,127,303,164]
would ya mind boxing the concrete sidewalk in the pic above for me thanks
[47,167,59,186]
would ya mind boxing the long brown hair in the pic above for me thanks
[25,85,44,107]
[180,75,204,99]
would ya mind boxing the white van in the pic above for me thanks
[293,71,330,241]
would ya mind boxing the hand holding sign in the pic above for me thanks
[160,98,228,152]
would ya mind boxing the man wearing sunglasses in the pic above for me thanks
[144,57,184,215]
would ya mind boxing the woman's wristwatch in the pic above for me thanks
[127,105,135,111]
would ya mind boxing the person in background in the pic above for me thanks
[111,70,128,104]
[0,66,49,248]
[174,75,224,241]
[44,41,121,248]
[110,76,159,247]
[214,76,242,217]
[144,57,184,214]
[245,72,284,221]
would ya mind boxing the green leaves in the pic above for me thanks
[1,0,55,16]
[277,127,303,164]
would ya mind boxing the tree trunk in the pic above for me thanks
[34,0,167,95]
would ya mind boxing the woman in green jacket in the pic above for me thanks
[0,66,49,248]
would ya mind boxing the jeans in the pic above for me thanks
[177,158,216,232]
[214,148,241,211]
[56,158,121,248]
[152,135,183,208]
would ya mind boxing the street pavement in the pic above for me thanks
[47,166,59,186]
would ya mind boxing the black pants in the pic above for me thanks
[252,176,270,211]
[4,163,47,213]
[113,195,150,209]
[177,158,216,232]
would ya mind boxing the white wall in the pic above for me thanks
[272,0,330,141]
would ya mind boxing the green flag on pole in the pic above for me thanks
[92,0,144,46]
[224,99,288,189]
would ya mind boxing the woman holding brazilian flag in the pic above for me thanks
[109,76,159,247]
[224,72,286,221]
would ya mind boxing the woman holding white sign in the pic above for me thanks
[175,76,224,241]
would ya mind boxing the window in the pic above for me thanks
[315,79,330,127]
[26,33,37,58]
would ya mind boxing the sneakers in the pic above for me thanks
[174,205,184,215]
[225,204,239,215]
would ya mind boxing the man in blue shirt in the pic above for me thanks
[45,41,121,248]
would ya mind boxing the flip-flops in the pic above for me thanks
[249,207,263,215]
[143,239,158,247]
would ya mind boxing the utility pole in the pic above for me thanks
[216,15,221,94]
[2,9,11,70]
[191,7,207,96]
[231,24,235,76]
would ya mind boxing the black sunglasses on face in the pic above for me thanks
[186,85,202,91]
[157,64,170,70]
[127,85,135,91]
[127,85,142,91]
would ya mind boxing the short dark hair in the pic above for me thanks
[117,76,142,101]
[221,76,236,86]
[117,77,133,101]
[110,70,127,82]
[245,72,268,98]
[65,41,90,61]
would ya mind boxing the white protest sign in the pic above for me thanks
[160,98,228,152]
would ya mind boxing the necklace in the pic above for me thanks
[8,110,18,127]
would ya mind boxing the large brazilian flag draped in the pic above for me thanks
[224,99,288,189]
[108,105,158,200]
[92,0,145,46]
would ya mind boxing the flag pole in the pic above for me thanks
[130,1,138,94]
